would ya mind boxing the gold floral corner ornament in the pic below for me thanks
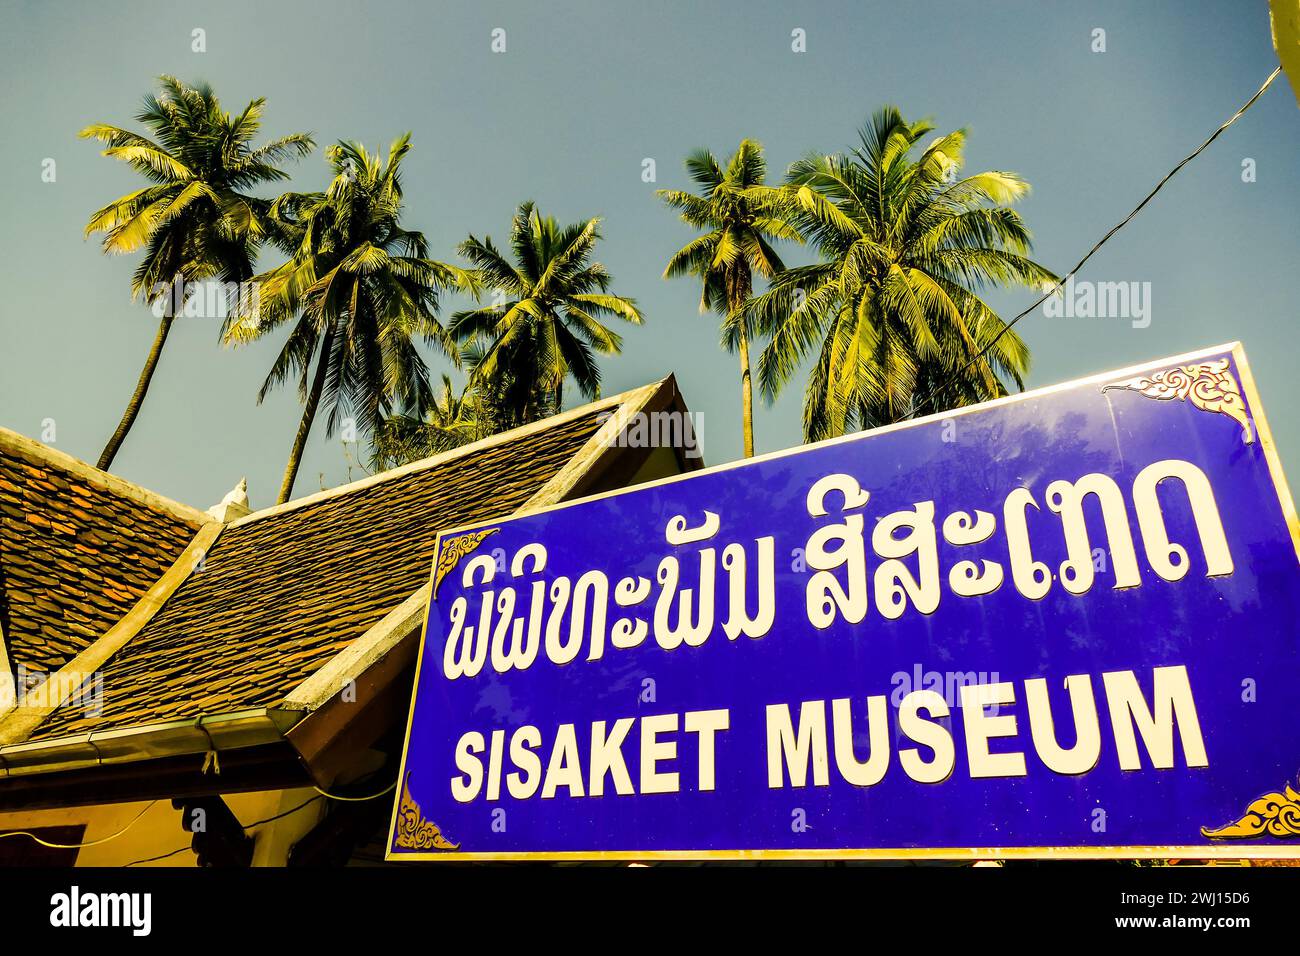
[432,527,498,598]
[1201,776,1300,840]
[1101,358,1254,445]
[393,773,459,851]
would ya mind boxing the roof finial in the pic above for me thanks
[207,478,251,522]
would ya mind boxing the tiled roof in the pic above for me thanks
[0,431,203,676]
[31,406,611,740]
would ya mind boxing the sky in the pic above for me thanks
[0,0,1297,510]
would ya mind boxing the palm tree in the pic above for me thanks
[370,374,507,468]
[745,107,1057,442]
[659,140,799,458]
[226,135,475,503]
[81,76,313,470]
[451,202,642,421]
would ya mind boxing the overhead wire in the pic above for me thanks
[909,65,1283,420]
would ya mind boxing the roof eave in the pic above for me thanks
[0,706,304,779]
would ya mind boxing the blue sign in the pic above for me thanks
[388,343,1300,860]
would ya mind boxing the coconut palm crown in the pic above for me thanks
[659,139,799,458]
[226,134,475,502]
[82,76,313,469]
[450,202,643,421]
[745,107,1057,441]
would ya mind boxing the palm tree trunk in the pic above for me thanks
[737,327,755,458]
[729,263,755,458]
[278,331,333,504]
[97,305,176,471]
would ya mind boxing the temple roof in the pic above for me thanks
[0,377,697,794]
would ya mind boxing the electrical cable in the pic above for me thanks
[121,795,326,868]
[117,780,399,866]
[0,800,157,849]
[312,778,398,802]
[909,65,1283,420]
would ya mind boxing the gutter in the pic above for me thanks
[0,707,303,778]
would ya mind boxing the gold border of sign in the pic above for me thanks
[386,341,1300,861]
[1101,358,1254,445]
[431,527,498,598]
[392,772,459,850]
[1202,775,1300,840]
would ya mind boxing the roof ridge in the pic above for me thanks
[229,378,670,528]
[0,426,207,526]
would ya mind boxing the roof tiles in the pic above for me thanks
[0,439,202,676]
[31,407,607,740]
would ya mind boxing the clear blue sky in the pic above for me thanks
[1,0,1296,509]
